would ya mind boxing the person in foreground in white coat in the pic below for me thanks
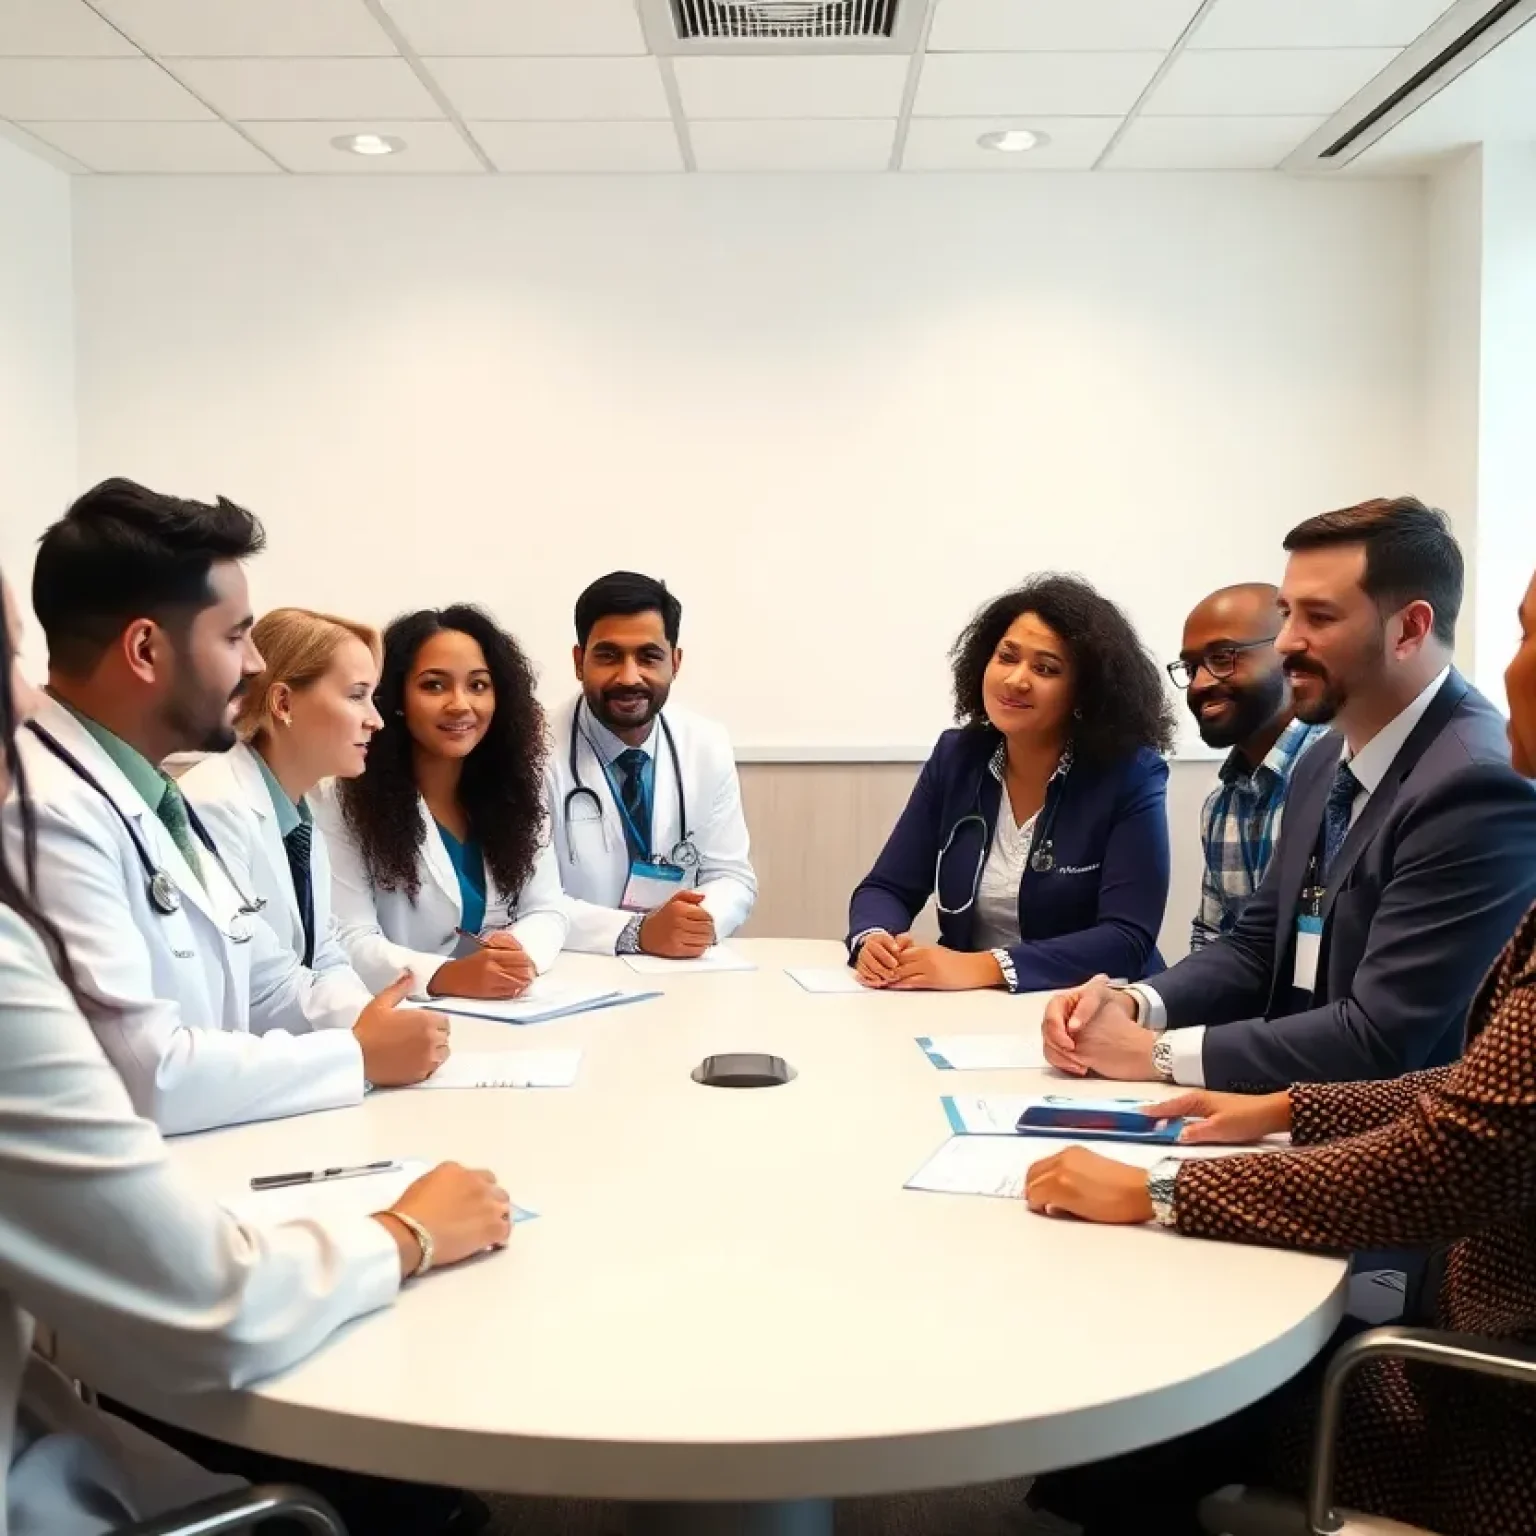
[0,566,511,1536]
[8,479,450,1136]
[182,606,383,990]
[545,572,756,957]
[316,604,569,996]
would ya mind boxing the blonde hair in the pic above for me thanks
[236,607,382,743]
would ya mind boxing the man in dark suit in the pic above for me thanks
[1042,496,1536,1090]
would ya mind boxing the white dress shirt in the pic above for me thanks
[972,804,1040,951]
[544,699,757,954]
[0,905,399,1536]
[1142,667,1451,1086]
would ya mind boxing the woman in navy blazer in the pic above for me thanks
[849,575,1176,994]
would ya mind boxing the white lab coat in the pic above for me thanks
[180,743,372,1016]
[0,904,399,1536]
[312,781,569,993]
[543,699,757,954]
[4,699,366,1137]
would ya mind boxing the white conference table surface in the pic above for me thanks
[151,938,1346,1506]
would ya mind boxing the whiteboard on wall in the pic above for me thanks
[66,175,1425,759]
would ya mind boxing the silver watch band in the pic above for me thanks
[1147,1158,1180,1227]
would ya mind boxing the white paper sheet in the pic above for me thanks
[621,945,757,975]
[917,1034,1045,1070]
[406,980,648,1024]
[412,1049,581,1090]
[785,965,867,994]
[906,1137,1170,1200]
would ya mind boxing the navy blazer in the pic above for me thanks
[847,729,1170,993]
[1155,671,1536,1090]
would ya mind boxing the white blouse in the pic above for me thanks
[0,904,401,1536]
[971,803,1039,952]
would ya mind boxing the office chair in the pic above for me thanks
[1199,1325,1536,1536]
[118,1484,347,1535]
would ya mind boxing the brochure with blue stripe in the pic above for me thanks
[916,1035,1045,1071]
[940,1094,1186,1145]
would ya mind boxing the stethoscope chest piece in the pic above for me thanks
[148,870,183,915]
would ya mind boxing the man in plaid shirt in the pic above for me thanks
[1170,583,1327,951]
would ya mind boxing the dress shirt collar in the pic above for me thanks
[578,700,657,768]
[1344,666,1450,795]
[251,746,309,836]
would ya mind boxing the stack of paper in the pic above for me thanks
[408,980,656,1025]
[917,1034,1045,1070]
[622,945,756,975]
[906,1136,1172,1201]
[223,1159,539,1226]
[785,965,867,994]
[412,1049,580,1090]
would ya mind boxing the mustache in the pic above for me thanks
[602,686,653,702]
[1283,657,1328,679]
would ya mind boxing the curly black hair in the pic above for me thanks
[949,574,1176,766]
[338,604,548,903]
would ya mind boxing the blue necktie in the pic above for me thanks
[283,821,316,968]
[1319,761,1360,882]
[613,748,650,860]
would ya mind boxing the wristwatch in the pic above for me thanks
[1147,1158,1180,1228]
[1151,1032,1175,1083]
[387,1210,435,1278]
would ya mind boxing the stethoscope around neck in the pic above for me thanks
[561,701,699,869]
[934,762,1062,918]
[27,721,269,943]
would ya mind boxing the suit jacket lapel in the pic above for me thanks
[1319,671,1469,926]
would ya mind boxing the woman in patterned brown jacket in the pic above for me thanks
[1024,566,1536,1536]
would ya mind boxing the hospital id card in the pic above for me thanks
[1293,913,1323,994]
[621,859,685,913]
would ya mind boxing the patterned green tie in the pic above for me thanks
[156,775,205,887]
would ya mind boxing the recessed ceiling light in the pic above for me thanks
[977,129,1051,154]
[331,132,405,158]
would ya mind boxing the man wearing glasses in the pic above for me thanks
[1169,583,1326,950]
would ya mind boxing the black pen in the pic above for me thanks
[250,1159,402,1191]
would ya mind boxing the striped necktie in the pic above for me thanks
[283,821,317,968]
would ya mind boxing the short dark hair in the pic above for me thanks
[33,477,265,675]
[574,571,682,649]
[950,574,1176,766]
[1283,496,1463,646]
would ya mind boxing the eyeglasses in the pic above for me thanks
[1166,636,1279,690]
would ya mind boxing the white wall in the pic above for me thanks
[0,136,75,605]
[66,173,1427,757]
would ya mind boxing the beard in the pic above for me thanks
[588,681,668,735]
[1284,657,1348,724]
[1188,668,1287,749]
[165,675,246,755]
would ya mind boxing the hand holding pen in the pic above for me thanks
[426,928,536,1000]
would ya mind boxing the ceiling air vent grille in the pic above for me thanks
[671,1,899,42]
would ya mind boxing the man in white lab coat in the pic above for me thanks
[545,571,757,956]
[7,477,450,1135]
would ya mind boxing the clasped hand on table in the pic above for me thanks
[854,932,1004,991]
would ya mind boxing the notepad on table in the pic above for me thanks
[940,1093,1186,1144]
[407,980,656,1025]
[906,1135,1173,1200]
[917,1034,1045,1070]
[785,965,866,994]
[622,945,756,975]
[222,1159,540,1227]
[412,1049,580,1089]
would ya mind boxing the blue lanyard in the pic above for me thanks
[596,751,653,862]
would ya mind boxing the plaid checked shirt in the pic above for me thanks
[1192,717,1328,951]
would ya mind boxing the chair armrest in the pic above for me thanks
[115,1484,347,1536]
[1307,1326,1536,1534]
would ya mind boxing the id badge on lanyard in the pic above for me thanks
[1294,856,1325,995]
[621,859,685,913]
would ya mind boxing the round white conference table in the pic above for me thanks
[153,939,1347,1535]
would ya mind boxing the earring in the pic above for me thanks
[1073,707,1083,720]
[280,715,293,728]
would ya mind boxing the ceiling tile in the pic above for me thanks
[1145,47,1400,115]
[1192,0,1454,50]
[915,51,1162,116]
[674,56,909,120]
[91,0,395,57]
[902,115,1120,170]
[0,119,90,170]
[21,118,278,171]
[426,56,669,119]
[471,120,682,172]
[242,119,483,171]
[381,0,648,56]
[928,0,1203,53]
[0,57,211,117]
[1105,114,1327,168]
[0,0,137,56]
[171,57,441,119]
[690,119,896,172]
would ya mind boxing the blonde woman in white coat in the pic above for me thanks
[182,607,383,992]
[0,570,511,1536]
[315,604,568,997]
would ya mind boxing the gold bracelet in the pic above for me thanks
[386,1210,434,1278]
